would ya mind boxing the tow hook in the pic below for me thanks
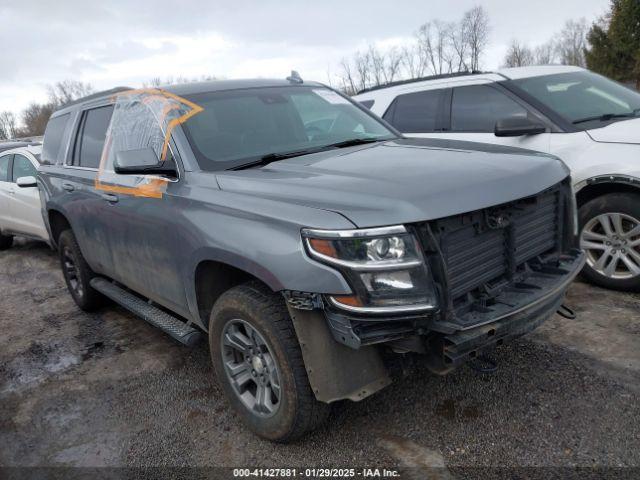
[557,304,576,319]
[467,354,498,374]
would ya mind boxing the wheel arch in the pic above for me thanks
[47,208,72,248]
[192,255,283,330]
[575,175,640,208]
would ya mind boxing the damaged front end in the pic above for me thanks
[289,179,584,401]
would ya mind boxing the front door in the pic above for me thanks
[8,154,48,240]
[411,84,552,153]
[0,154,14,234]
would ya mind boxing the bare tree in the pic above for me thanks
[450,20,470,72]
[534,41,558,64]
[338,57,357,95]
[417,20,456,75]
[20,103,54,137]
[353,50,372,91]
[0,111,17,140]
[462,5,490,71]
[384,46,404,83]
[47,80,94,107]
[556,18,588,67]
[503,40,535,67]
[368,45,386,86]
[400,44,426,79]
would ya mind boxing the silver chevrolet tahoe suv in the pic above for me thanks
[38,77,584,442]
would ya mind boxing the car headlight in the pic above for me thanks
[302,225,438,314]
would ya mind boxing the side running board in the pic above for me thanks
[90,277,202,347]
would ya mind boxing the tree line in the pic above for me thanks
[502,0,639,89]
[336,6,490,94]
[0,80,94,140]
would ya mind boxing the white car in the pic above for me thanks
[355,65,640,291]
[0,145,50,249]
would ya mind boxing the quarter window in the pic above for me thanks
[0,154,11,181]
[451,85,528,132]
[383,89,445,133]
[12,155,37,182]
[42,113,71,164]
[73,105,114,169]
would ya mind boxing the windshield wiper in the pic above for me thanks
[572,111,638,124]
[231,138,388,170]
[325,137,385,149]
[231,148,321,170]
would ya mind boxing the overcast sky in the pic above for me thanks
[0,0,609,115]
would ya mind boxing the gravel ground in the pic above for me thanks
[0,238,639,478]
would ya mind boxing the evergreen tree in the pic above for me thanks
[586,0,640,87]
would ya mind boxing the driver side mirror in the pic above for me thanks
[495,117,546,137]
[16,176,37,188]
[114,147,177,176]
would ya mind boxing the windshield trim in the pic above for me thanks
[179,85,401,172]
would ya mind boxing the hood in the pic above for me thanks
[216,138,569,228]
[587,118,640,145]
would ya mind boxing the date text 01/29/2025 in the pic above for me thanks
[232,468,402,478]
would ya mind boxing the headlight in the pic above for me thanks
[302,225,438,314]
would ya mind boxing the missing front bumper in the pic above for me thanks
[323,250,585,371]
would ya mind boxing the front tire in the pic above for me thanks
[0,233,13,250]
[579,193,640,291]
[58,230,104,311]
[209,282,329,442]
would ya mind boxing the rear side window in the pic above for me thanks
[73,105,114,169]
[451,85,528,132]
[12,155,37,182]
[0,154,12,181]
[383,89,445,133]
[42,114,71,164]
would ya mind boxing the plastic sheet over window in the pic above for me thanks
[96,88,203,198]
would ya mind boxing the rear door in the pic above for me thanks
[418,84,552,152]
[62,104,117,276]
[8,154,48,240]
[0,154,13,233]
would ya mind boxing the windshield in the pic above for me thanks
[181,86,396,170]
[512,71,640,129]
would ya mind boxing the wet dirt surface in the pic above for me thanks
[1,239,639,475]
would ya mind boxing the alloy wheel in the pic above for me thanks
[580,212,640,280]
[62,246,84,297]
[220,318,282,417]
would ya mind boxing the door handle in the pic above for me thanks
[101,193,119,203]
[62,182,75,192]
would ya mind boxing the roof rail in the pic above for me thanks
[356,71,488,95]
[55,86,132,111]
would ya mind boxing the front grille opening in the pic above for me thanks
[416,183,567,328]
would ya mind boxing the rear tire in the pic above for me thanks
[0,234,13,250]
[58,230,104,311]
[209,281,329,442]
[579,193,640,291]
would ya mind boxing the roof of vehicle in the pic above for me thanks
[53,79,326,116]
[354,65,588,97]
[0,144,43,163]
[0,141,39,153]
[354,72,487,95]
[165,78,324,96]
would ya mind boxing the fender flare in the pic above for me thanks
[185,246,285,325]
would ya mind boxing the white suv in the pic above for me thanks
[355,65,640,291]
[0,145,50,249]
